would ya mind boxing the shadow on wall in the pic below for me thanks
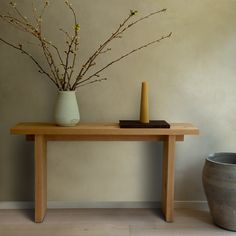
[5,140,164,203]
[0,134,34,201]
[14,137,34,200]
[171,83,229,201]
[143,141,163,203]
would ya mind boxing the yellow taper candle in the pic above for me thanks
[140,81,149,123]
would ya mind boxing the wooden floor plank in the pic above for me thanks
[0,209,234,236]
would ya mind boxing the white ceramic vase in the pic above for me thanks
[54,91,80,126]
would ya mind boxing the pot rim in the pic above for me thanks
[206,152,236,166]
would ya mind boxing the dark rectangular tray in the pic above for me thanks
[119,120,170,128]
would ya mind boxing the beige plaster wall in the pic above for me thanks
[0,0,236,203]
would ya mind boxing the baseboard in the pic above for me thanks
[0,201,34,209]
[174,201,208,210]
[0,201,208,210]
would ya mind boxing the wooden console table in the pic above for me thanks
[11,123,199,223]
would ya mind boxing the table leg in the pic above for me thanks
[34,135,47,223]
[162,135,176,222]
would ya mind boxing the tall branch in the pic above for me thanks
[118,9,166,36]
[1,5,65,89]
[59,28,72,40]
[63,1,80,90]
[1,15,36,35]
[2,13,63,89]
[44,40,65,69]
[0,37,59,88]
[75,13,134,83]
[76,77,107,88]
[74,32,172,89]
[9,2,28,23]
[37,16,62,89]
[72,8,168,89]
[0,1,172,91]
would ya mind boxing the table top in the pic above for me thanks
[11,123,199,136]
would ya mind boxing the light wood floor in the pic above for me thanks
[0,208,235,236]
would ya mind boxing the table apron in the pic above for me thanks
[26,134,184,142]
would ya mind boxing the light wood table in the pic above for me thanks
[11,122,199,223]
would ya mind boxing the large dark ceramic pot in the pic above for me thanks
[203,153,236,231]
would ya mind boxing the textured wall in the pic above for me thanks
[0,0,236,203]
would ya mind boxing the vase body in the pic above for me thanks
[54,91,80,126]
[202,153,236,231]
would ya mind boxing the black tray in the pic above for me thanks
[119,120,170,128]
